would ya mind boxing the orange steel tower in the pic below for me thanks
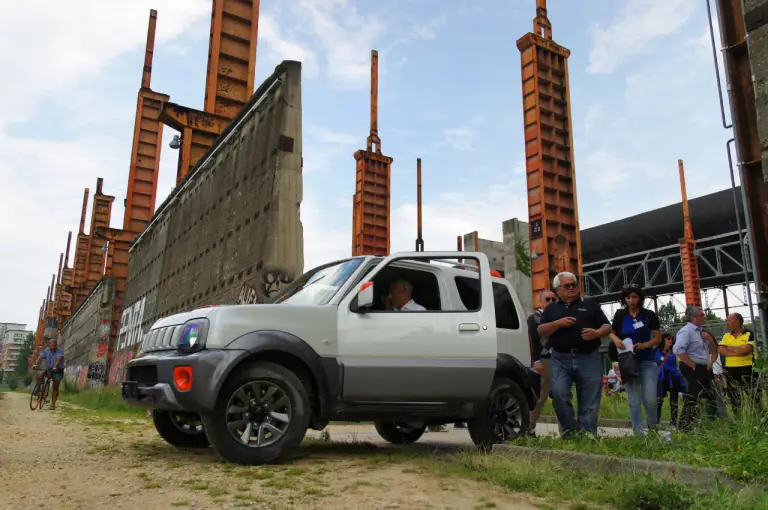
[71,188,91,311]
[161,0,261,184]
[678,160,702,307]
[352,50,393,256]
[517,0,583,308]
[124,10,169,235]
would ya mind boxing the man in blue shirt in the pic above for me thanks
[34,337,65,410]
[673,306,717,431]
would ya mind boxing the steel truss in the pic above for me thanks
[584,230,752,302]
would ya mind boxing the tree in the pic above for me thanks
[13,333,34,377]
[704,308,725,325]
[513,233,532,278]
[658,300,680,331]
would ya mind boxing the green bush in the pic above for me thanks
[7,377,19,390]
[614,476,695,510]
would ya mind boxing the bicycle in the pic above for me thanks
[29,366,52,411]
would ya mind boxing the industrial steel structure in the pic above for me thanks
[352,50,393,256]
[517,0,583,308]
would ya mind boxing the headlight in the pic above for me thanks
[178,318,209,354]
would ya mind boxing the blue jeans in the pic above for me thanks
[625,360,658,435]
[550,351,604,436]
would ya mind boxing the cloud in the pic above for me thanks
[438,115,486,152]
[259,14,319,78]
[587,0,697,74]
[0,0,210,128]
[302,125,360,175]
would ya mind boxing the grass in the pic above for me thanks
[436,450,768,510]
[59,386,147,418]
[518,409,768,482]
[540,393,675,422]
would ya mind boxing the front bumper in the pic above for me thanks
[121,349,247,413]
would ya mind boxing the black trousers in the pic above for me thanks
[725,365,764,415]
[656,377,684,427]
[679,363,716,431]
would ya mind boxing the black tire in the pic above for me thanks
[29,383,41,411]
[200,361,310,465]
[374,421,427,445]
[39,380,50,411]
[468,378,530,451]
[152,410,210,448]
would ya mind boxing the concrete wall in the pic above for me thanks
[462,232,505,272]
[460,219,534,316]
[109,61,304,385]
[503,218,533,315]
[59,277,114,390]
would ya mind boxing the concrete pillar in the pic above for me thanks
[503,218,533,315]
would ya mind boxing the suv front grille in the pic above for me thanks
[141,325,183,352]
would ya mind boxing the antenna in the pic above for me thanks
[415,158,424,252]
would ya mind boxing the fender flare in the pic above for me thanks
[218,330,336,417]
[495,353,538,410]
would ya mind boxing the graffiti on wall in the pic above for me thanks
[260,269,294,301]
[117,297,145,351]
[237,283,260,304]
[64,362,106,391]
[107,347,136,386]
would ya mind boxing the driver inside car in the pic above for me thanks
[389,279,426,311]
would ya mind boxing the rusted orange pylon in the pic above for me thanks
[161,0,261,184]
[678,159,702,308]
[352,50,393,256]
[517,0,583,308]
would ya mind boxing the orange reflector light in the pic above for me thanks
[174,366,193,392]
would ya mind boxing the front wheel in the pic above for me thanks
[374,421,427,444]
[153,410,210,448]
[468,378,530,451]
[29,382,41,411]
[201,361,310,465]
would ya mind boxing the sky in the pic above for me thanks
[0,0,746,328]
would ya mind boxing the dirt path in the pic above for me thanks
[0,392,546,509]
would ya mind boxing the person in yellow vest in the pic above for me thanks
[718,313,763,415]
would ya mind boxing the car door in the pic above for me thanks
[335,251,497,403]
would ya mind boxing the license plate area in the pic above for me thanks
[122,381,139,399]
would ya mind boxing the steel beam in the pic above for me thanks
[584,230,752,302]
[717,0,768,342]
[71,188,90,312]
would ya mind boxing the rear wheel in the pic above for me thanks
[374,421,427,445]
[468,378,529,451]
[38,378,50,411]
[201,362,310,465]
[153,410,210,448]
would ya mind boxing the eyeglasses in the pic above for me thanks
[561,283,578,290]
[543,297,556,303]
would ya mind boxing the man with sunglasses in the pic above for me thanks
[538,272,612,437]
[526,289,557,436]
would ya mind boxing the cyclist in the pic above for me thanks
[33,337,65,410]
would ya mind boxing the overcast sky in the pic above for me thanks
[0,0,741,327]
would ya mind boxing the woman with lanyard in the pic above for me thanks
[655,333,686,429]
[610,285,662,436]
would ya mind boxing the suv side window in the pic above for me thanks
[493,282,520,330]
[454,276,519,328]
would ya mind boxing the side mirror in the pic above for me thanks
[354,281,374,312]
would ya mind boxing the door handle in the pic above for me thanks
[458,323,481,332]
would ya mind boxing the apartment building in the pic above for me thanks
[0,323,31,375]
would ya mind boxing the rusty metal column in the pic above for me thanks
[83,178,115,293]
[416,158,424,252]
[352,50,393,256]
[678,160,702,308]
[517,0,583,309]
[716,0,768,344]
[163,0,261,183]
[72,188,90,312]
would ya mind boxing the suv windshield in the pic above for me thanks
[275,258,365,306]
